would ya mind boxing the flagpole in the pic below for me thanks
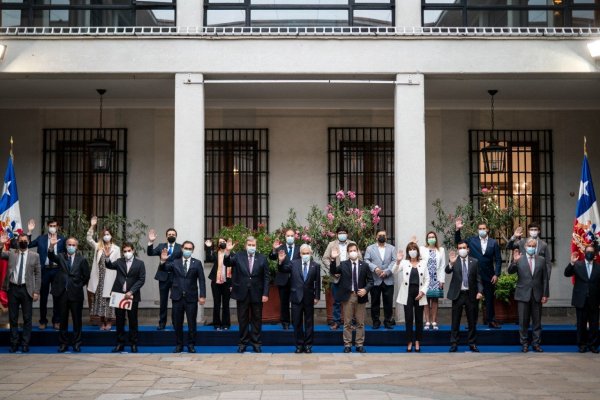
[9,136,13,159]
[584,136,587,156]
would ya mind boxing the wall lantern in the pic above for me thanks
[87,89,112,173]
[481,89,507,173]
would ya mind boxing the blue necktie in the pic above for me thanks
[303,263,308,281]
[168,245,173,256]
[288,246,293,259]
[462,258,469,288]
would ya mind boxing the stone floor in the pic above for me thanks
[1,351,599,400]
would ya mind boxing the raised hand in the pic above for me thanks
[27,218,35,233]
[455,217,464,230]
[330,248,339,260]
[570,252,579,264]
[90,216,98,227]
[0,233,8,245]
[513,248,522,262]
[226,239,235,252]
[148,229,157,242]
[205,239,213,248]
[448,250,457,264]
[262,296,269,303]
[409,235,418,244]
[397,250,405,261]
[277,249,286,263]
[514,226,523,238]
[160,248,169,262]
[272,239,281,249]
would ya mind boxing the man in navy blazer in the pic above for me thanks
[565,244,600,353]
[277,243,321,353]
[160,241,206,353]
[455,219,502,328]
[269,228,301,330]
[224,236,270,353]
[27,218,65,330]
[105,243,146,353]
[147,227,182,330]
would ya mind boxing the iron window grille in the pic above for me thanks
[41,128,127,227]
[469,129,555,260]
[328,127,395,244]
[205,128,269,240]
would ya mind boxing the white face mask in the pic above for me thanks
[285,236,295,245]
[408,250,418,259]
[478,230,487,238]
[48,227,57,235]
[348,251,358,260]
[123,251,134,260]
[529,230,539,239]
[103,234,112,243]
[458,249,469,258]
[246,246,256,255]
[301,254,311,263]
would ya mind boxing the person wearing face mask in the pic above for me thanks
[508,238,549,352]
[364,230,396,329]
[87,217,120,331]
[1,233,41,353]
[565,244,600,353]
[329,243,373,353]
[393,242,429,352]
[147,228,182,330]
[420,231,446,331]
[159,241,206,353]
[26,218,65,330]
[269,229,301,330]
[205,237,232,331]
[322,226,361,330]
[508,222,553,279]
[47,236,90,353]
[277,244,321,353]
[455,219,502,329]
[104,243,146,353]
[446,241,484,353]
[224,236,270,353]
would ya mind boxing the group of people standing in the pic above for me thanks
[1,217,599,354]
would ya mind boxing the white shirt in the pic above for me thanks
[46,239,58,265]
[339,242,348,262]
[13,251,28,285]
[480,238,488,254]
[378,245,386,262]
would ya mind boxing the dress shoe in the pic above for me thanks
[252,346,262,353]
[372,320,381,330]
[488,321,501,329]
[237,345,246,353]
[295,346,304,354]
[9,345,17,353]
[406,346,412,353]
[112,345,124,353]
[187,345,196,353]
[131,345,138,353]
[282,323,290,330]
[329,323,340,331]
[157,324,166,331]
[222,326,230,331]
[591,347,599,354]
[38,323,47,330]
[578,346,588,353]
[53,323,60,330]
[384,323,393,330]
[532,345,543,353]
[304,347,312,354]
[343,346,351,353]
[469,345,480,353]
[521,345,529,353]
[58,345,68,353]
[73,345,81,353]
[449,345,458,353]
[173,345,183,353]
[356,346,366,353]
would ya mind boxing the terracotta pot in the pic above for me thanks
[262,283,281,323]
[325,287,334,324]
[494,297,519,323]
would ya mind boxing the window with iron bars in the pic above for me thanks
[328,127,395,243]
[41,128,127,227]
[469,129,555,260]
[205,128,269,240]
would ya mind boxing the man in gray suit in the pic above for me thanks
[1,233,41,353]
[364,230,396,329]
[508,222,553,278]
[508,238,549,353]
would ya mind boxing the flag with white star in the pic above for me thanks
[0,155,22,239]
[572,153,600,261]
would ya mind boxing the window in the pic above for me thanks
[328,127,395,242]
[204,0,394,27]
[42,128,127,226]
[469,129,555,260]
[205,128,269,240]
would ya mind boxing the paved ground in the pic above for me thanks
[1,351,599,400]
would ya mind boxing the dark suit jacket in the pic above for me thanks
[205,246,231,283]
[47,250,90,302]
[224,251,270,303]
[278,259,321,304]
[1,249,41,298]
[29,234,66,267]
[161,257,206,302]
[105,257,146,302]
[148,242,182,282]
[329,259,373,304]
[507,255,549,302]
[564,261,600,308]
[445,256,484,301]
[269,244,301,286]
[455,230,502,280]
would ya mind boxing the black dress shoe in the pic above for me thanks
[252,346,262,353]
[112,345,124,353]
[488,321,501,329]
[22,345,29,353]
[58,345,68,353]
[173,345,183,353]
[591,347,599,354]
[130,345,138,353]
[356,346,366,353]
[521,346,529,353]
[9,345,17,353]
[384,323,393,330]
[579,346,588,353]
[157,324,166,331]
[73,345,81,353]
[295,346,303,354]
[304,347,312,354]
[372,321,381,329]
[343,346,351,353]
[329,323,339,331]
[282,323,290,330]
[237,345,246,353]
[469,345,480,353]
[449,345,458,352]
[187,345,196,353]
[532,345,543,353]
[414,347,421,353]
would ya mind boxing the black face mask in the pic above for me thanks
[377,236,386,243]
[585,252,596,262]
[167,236,176,244]
[18,241,28,250]
[219,242,227,250]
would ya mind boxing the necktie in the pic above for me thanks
[462,258,468,288]
[288,246,293,259]
[352,262,358,292]
[168,245,173,256]
[184,259,188,274]
[17,252,25,284]
[528,257,534,275]
[303,262,308,281]
[248,256,254,274]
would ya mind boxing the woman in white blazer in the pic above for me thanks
[394,242,430,352]
[86,216,120,331]
[420,231,446,331]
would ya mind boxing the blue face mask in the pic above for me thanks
[286,236,295,245]
[526,247,536,256]
[66,245,77,255]
[478,230,487,238]
[338,234,347,242]
[247,246,256,255]
[301,254,311,263]
[182,249,193,258]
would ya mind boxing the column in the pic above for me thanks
[176,1,204,28]
[394,73,426,323]
[395,0,422,28]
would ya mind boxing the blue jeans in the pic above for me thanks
[331,283,342,324]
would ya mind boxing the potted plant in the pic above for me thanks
[493,273,518,323]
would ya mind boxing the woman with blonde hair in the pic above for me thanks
[87,216,120,330]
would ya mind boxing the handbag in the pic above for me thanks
[426,288,444,298]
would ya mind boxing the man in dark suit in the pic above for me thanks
[160,241,206,353]
[330,243,373,353]
[565,244,600,353]
[205,238,231,330]
[446,241,484,353]
[507,238,549,352]
[147,227,182,330]
[1,233,41,353]
[455,219,502,328]
[508,222,553,279]
[105,242,146,353]
[47,236,90,353]
[26,218,65,330]
[224,236,270,353]
[269,228,301,330]
[277,243,321,353]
